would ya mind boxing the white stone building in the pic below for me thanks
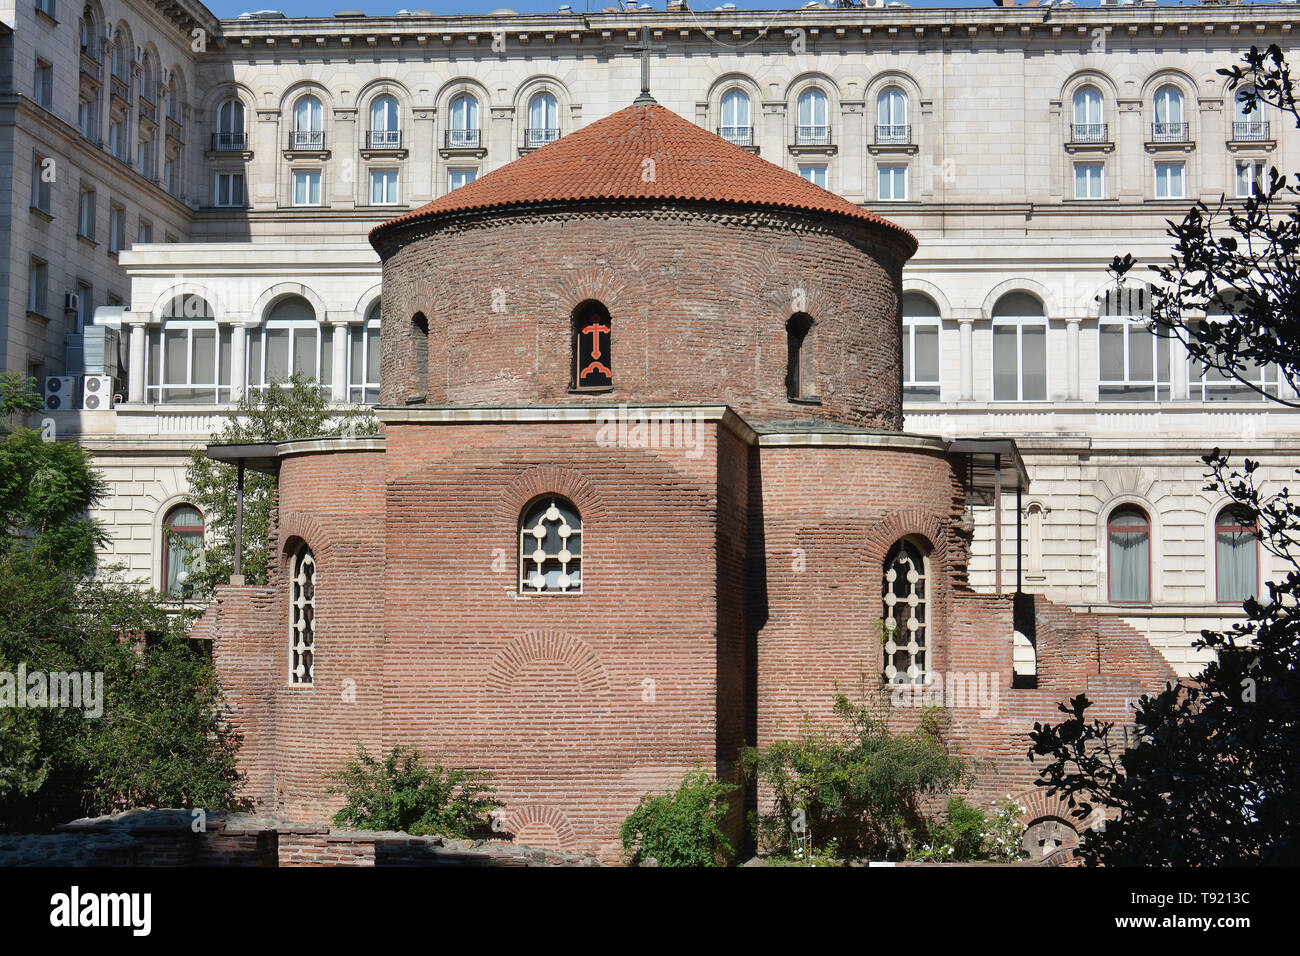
[3,0,1297,675]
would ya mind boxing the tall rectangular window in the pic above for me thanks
[902,293,942,401]
[138,218,153,243]
[798,164,828,188]
[1236,160,1265,198]
[78,185,96,239]
[78,97,95,139]
[1099,319,1171,401]
[28,258,48,316]
[878,164,907,200]
[1154,161,1185,199]
[75,281,92,331]
[369,169,399,205]
[293,170,321,206]
[31,155,52,213]
[214,172,245,207]
[36,0,56,16]
[993,322,1047,401]
[34,59,53,109]
[1074,162,1104,200]
[108,204,124,254]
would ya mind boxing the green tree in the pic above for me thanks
[183,373,378,596]
[1031,46,1300,866]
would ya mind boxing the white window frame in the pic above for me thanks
[796,88,829,144]
[246,315,324,394]
[878,163,908,201]
[527,92,559,147]
[902,315,941,399]
[292,169,322,207]
[214,172,245,207]
[347,314,381,404]
[448,167,477,191]
[148,317,233,404]
[720,88,751,144]
[1072,86,1103,126]
[798,164,828,188]
[992,317,1048,402]
[1098,316,1171,402]
[1074,161,1104,200]
[1154,161,1185,200]
[1236,159,1265,198]
[369,168,399,205]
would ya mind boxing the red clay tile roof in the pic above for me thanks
[370,102,916,255]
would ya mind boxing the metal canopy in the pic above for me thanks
[947,438,1030,497]
[205,442,281,475]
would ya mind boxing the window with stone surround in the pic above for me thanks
[162,504,204,598]
[248,295,326,394]
[902,292,940,401]
[1215,506,1258,604]
[147,294,233,404]
[1098,283,1171,401]
[572,301,612,391]
[992,292,1047,402]
[1107,505,1151,604]
[519,497,582,594]
[289,545,316,685]
[883,539,929,686]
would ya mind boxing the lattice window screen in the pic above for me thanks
[882,540,928,685]
[519,498,582,594]
[290,548,316,684]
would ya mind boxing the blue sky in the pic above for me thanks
[205,0,1221,20]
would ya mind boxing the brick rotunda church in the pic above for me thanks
[200,95,1177,861]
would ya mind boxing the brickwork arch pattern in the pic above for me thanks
[485,630,611,697]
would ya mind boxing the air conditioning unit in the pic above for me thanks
[64,292,80,313]
[44,376,76,410]
[82,375,117,411]
[861,0,886,9]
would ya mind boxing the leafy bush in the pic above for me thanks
[620,768,738,866]
[326,745,502,838]
[743,692,972,859]
[911,796,1027,863]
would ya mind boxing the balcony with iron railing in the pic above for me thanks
[1151,121,1189,143]
[445,128,482,149]
[367,129,402,150]
[212,132,246,152]
[794,124,832,147]
[523,127,560,149]
[1069,122,1108,144]
[718,125,754,147]
[79,51,102,83]
[139,96,156,124]
[110,74,130,105]
[1231,120,1271,142]
[875,124,912,145]
[288,130,325,151]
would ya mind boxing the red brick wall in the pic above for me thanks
[378,206,906,430]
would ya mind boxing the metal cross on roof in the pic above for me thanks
[624,24,667,106]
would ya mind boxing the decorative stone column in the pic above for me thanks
[330,321,348,403]
[127,315,148,404]
[959,317,974,401]
[228,321,247,403]
[1066,317,1081,400]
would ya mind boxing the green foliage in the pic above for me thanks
[742,692,973,859]
[982,797,1029,863]
[910,796,1025,863]
[620,768,738,867]
[184,373,378,595]
[326,745,502,838]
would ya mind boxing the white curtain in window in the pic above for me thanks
[1109,513,1150,602]
[1216,520,1256,602]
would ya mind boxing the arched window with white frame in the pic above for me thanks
[1232,86,1270,141]
[526,92,559,148]
[289,544,316,685]
[992,292,1048,402]
[720,88,752,146]
[247,295,327,394]
[796,88,829,146]
[1107,505,1151,604]
[876,86,909,144]
[883,539,929,686]
[519,497,582,594]
[1153,84,1186,142]
[161,504,204,598]
[1098,284,1172,401]
[349,302,381,404]
[147,295,232,404]
[369,94,400,149]
[1215,506,1258,604]
[448,93,480,148]
[902,292,941,401]
[291,94,324,150]
[1190,297,1281,401]
[1071,85,1105,143]
[215,98,245,151]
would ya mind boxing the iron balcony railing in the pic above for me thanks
[212,132,246,151]
[875,124,912,145]
[367,129,402,149]
[289,130,325,151]
[110,75,130,103]
[794,124,832,146]
[523,127,560,149]
[1232,120,1270,141]
[1069,122,1108,143]
[444,128,481,149]
[718,125,754,146]
[1151,121,1189,143]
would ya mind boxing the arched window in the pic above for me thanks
[877,86,908,144]
[409,312,428,401]
[1107,505,1151,604]
[139,53,154,102]
[883,539,928,685]
[572,301,612,390]
[215,98,245,151]
[289,544,316,685]
[526,92,559,148]
[1071,85,1104,143]
[448,93,480,148]
[248,295,323,394]
[786,313,815,401]
[110,28,129,81]
[292,94,324,150]
[1153,84,1186,142]
[348,302,381,404]
[796,88,829,145]
[1232,86,1269,140]
[369,94,400,149]
[80,8,98,56]
[1191,297,1281,401]
[902,292,940,401]
[992,292,1047,402]
[1098,283,1171,401]
[1216,506,1258,604]
[519,497,582,594]
[162,504,204,598]
[147,295,232,404]
[720,88,752,146]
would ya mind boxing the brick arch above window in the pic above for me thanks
[862,511,952,575]
[485,630,611,698]
[496,465,606,529]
